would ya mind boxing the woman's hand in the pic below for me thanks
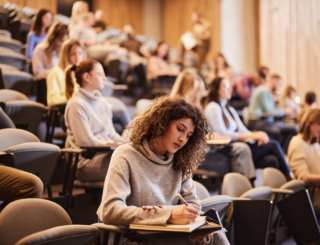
[206,132,220,140]
[251,131,269,145]
[167,205,199,225]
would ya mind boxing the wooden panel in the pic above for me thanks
[162,0,220,62]
[259,0,320,105]
[0,0,57,14]
[92,0,143,35]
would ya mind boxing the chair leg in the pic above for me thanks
[47,184,52,198]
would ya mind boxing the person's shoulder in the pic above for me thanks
[205,101,220,111]
[112,143,140,160]
[289,135,307,151]
[33,42,45,52]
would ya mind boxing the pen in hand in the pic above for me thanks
[176,193,189,206]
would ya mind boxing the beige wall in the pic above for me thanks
[142,0,162,40]
[259,0,320,105]
[221,0,258,75]
[0,0,57,14]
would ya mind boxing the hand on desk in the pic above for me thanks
[167,205,199,225]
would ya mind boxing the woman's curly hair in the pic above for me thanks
[128,96,209,178]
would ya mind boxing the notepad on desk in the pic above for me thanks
[129,216,206,233]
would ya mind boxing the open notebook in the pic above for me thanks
[207,138,231,145]
[129,216,206,233]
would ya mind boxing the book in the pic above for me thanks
[207,137,231,145]
[129,216,206,233]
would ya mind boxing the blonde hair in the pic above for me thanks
[280,85,296,106]
[65,58,99,100]
[58,39,85,70]
[128,96,209,178]
[44,22,68,60]
[299,108,320,144]
[170,70,206,108]
[71,1,89,19]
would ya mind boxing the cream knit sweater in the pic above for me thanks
[97,138,200,226]
[64,88,124,149]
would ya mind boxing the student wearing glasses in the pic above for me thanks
[64,58,125,182]
[204,77,292,180]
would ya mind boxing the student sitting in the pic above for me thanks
[32,22,68,80]
[97,96,230,245]
[205,77,292,180]
[288,109,320,212]
[248,74,297,153]
[208,53,233,82]
[69,0,89,30]
[46,39,85,106]
[279,86,300,116]
[25,9,53,59]
[147,41,180,79]
[64,59,125,182]
[297,92,317,123]
[170,71,256,181]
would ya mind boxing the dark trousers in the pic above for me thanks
[249,139,290,175]
[248,120,298,154]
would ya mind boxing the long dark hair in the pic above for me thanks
[31,9,52,36]
[152,41,169,61]
[204,77,235,128]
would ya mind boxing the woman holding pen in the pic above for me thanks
[97,96,230,244]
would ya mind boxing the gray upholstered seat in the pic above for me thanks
[0,198,98,245]
[0,128,60,190]
[0,48,26,70]
[0,29,11,38]
[104,96,131,134]
[3,70,33,95]
[0,88,29,101]
[0,36,22,53]
[100,80,115,97]
[15,225,99,245]
[194,181,232,216]
[0,63,19,72]
[5,100,46,135]
[0,107,15,129]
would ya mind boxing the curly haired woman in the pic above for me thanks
[97,96,230,245]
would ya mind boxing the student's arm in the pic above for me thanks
[288,141,311,182]
[66,102,115,146]
[46,68,67,106]
[204,102,239,141]
[230,107,251,134]
[98,149,174,226]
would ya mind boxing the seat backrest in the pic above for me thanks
[0,63,19,72]
[0,29,11,38]
[0,88,29,101]
[3,70,33,96]
[15,225,99,245]
[0,52,26,70]
[0,128,39,151]
[280,179,305,193]
[222,173,252,197]
[0,198,72,245]
[0,107,15,129]
[263,167,287,188]
[5,100,46,134]
[194,181,210,200]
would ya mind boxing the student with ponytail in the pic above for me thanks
[64,58,125,181]
[46,39,85,106]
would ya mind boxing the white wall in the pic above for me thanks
[221,0,257,75]
[142,0,162,40]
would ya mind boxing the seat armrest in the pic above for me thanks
[0,152,14,167]
[272,188,293,194]
[91,223,129,234]
[61,148,84,154]
[114,84,128,91]
[231,197,250,201]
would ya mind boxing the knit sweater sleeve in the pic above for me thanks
[98,148,173,226]
[66,101,113,146]
[259,90,284,116]
[288,137,309,181]
[204,102,239,141]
